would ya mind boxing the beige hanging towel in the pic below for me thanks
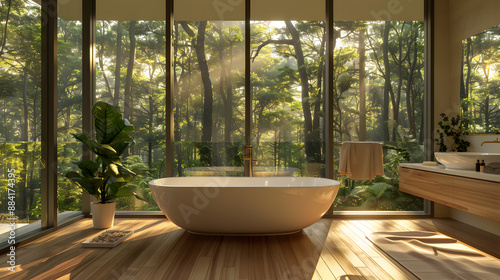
[338,141,384,180]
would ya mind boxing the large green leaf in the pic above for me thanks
[107,182,128,196]
[75,160,100,178]
[114,187,149,203]
[111,139,135,157]
[366,183,392,199]
[350,185,368,195]
[65,172,104,199]
[72,133,117,157]
[92,101,135,147]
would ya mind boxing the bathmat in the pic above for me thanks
[366,231,500,279]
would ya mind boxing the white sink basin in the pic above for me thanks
[434,152,500,170]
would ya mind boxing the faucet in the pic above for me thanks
[481,137,500,146]
[243,145,257,177]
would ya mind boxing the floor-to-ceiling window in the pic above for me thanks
[168,0,427,214]
[92,5,166,211]
[57,3,83,218]
[331,0,426,212]
[0,1,431,248]
[0,0,42,238]
[173,0,246,177]
[250,1,326,177]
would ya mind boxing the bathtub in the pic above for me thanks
[149,176,340,235]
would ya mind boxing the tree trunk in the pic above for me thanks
[114,22,123,106]
[215,25,230,165]
[22,69,30,142]
[358,28,367,141]
[406,29,419,139]
[225,44,233,165]
[465,38,472,106]
[392,43,404,141]
[285,21,315,162]
[98,45,113,98]
[197,22,213,146]
[173,23,183,175]
[460,37,472,130]
[0,0,12,57]
[123,21,136,157]
[21,68,29,219]
[180,21,213,165]
[485,95,490,133]
[382,21,392,142]
[148,94,153,168]
[196,22,213,165]
[124,21,136,121]
[312,28,326,162]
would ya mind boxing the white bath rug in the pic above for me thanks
[367,231,500,279]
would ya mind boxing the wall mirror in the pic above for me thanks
[461,24,500,134]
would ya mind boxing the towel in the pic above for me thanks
[484,162,500,174]
[338,141,384,180]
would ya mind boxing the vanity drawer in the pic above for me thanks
[454,177,500,222]
[399,168,455,208]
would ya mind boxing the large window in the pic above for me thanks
[0,0,430,232]
[170,0,426,213]
[331,1,426,212]
[331,20,425,212]
[173,1,245,177]
[0,0,42,237]
[57,8,83,217]
[94,18,165,211]
[250,3,326,177]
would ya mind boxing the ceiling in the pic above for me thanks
[34,0,423,21]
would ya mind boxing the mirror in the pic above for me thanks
[461,24,500,134]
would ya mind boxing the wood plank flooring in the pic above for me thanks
[1,218,500,280]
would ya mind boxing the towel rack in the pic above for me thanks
[333,142,386,147]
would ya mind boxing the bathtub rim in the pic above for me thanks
[149,176,340,188]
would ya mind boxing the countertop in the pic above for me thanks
[399,163,500,183]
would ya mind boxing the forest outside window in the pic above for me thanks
[0,0,429,231]
[0,0,42,238]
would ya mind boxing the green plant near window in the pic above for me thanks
[434,113,470,152]
[65,102,148,204]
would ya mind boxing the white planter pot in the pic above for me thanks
[91,202,116,229]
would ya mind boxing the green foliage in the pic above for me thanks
[1,10,428,215]
[434,113,470,152]
[333,177,423,211]
[461,24,500,134]
[65,102,149,204]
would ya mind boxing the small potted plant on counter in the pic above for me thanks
[65,102,148,229]
[434,113,470,152]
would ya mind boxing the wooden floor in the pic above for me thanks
[1,217,500,280]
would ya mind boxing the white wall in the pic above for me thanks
[463,135,500,153]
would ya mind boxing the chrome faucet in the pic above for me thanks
[481,137,500,146]
[243,145,257,177]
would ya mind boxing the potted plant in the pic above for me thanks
[434,113,470,152]
[65,102,148,229]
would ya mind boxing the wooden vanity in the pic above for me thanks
[399,163,500,222]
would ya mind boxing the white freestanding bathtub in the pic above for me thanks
[149,177,340,235]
